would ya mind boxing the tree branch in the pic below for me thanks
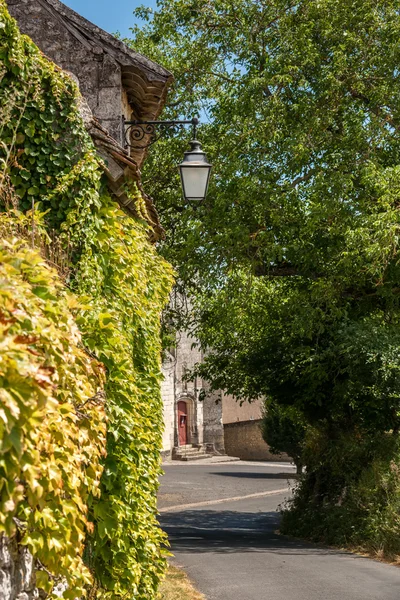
[254,262,303,277]
[349,89,399,132]
[289,168,318,188]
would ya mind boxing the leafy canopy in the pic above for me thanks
[130,0,400,427]
[130,0,400,291]
[130,0,400,558]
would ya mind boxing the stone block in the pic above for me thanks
[0,569,12,600]
[100,118,124,146]
[17,547,34,591]
[96,150,125,182]
[100,54,121,87]
[96,87,122,119]
[0,535,11,568]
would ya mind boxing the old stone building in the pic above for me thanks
[160,295,289,462]
[161,327,225,460]
[161,339,292,462]
[7,0,173,239]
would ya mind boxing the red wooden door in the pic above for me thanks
[178,401,188,446]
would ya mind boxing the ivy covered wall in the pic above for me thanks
[0,2,173,598]
[0,229,107,599]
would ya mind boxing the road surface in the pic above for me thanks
[159,462,400,600]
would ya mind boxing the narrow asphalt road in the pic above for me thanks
[159,462,400,600]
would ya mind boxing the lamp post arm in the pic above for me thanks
[122,117,199,149]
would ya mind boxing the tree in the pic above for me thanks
[129,0,400,290]
[130,0,400,431]
[129,0,400,555]
[261,400,307,474]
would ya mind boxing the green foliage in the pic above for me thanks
[281,431,400,560]
[192,276,400,432]
[0,4,174,598]
[0,228,107,598]
[130,0,400,554]
[261,400,306,472]
[129,0,400,288]
[75,194,173,598]
[0,1,99,231]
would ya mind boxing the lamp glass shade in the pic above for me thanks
[179,140,212,203]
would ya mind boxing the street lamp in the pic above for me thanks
[179,139,212,204]
[123,116,212,205]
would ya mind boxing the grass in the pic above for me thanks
[159,565,205,600]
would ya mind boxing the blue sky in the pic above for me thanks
[62,0,156,38]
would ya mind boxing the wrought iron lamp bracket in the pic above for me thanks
[122,116,199,150]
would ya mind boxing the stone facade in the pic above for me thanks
[7,0,172,149]
[202,382,225,454]
[0,534,37,600]
[162,316,288,461]
[161,328,224,458]
[161,352,176,453]
[6,0,173,239]
[223,420,291,462]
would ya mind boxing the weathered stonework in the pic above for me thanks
[161,352,176,455]
[6,0,173,239]
[222,395,291,461]
[7,0,124,141]
[6,0,172,149]
[0,535,38,600]
[161,321,225,459]
[202,383,225,454]
[223,420,291,462]
[163,349,291,461]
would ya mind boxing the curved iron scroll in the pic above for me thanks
[122,117,199,150]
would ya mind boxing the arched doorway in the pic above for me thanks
[178,400,188,446]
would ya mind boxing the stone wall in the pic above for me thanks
[174,328,203,448]
[161,353,176,455]
[161,320,225,455]
[202,385,225,454]
[7,0,125,142]
[224,419,292,462]
[0,535,37,600]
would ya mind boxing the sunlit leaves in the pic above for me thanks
[128,0,400,557]
[0,3,174,599]
[0,232,107,597]
[131,0,400,427]
[75,196,173,599]
[131,0,400,292]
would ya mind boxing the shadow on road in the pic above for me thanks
[160,509,349,557]
[210,471,295,480]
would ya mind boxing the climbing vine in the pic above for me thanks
[0,3,173,598]
[0,224,107,598]
[76,195,173,598]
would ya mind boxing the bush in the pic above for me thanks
[261,400,307,473]
[281,429,400,560]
